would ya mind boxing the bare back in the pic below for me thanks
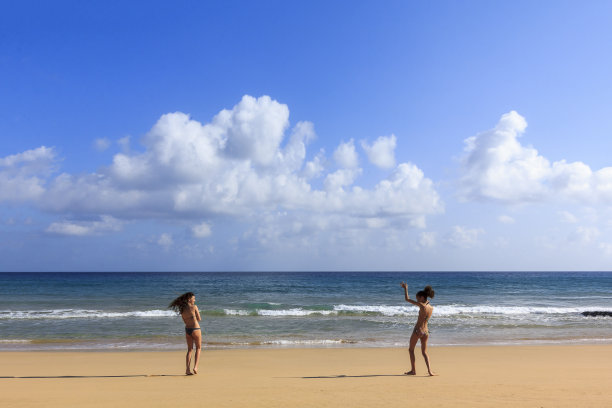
[414,302,433,332]
[181,304,201,329]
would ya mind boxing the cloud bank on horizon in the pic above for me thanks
[2,95,612,270]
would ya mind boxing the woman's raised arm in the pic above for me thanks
[400,282,422,307]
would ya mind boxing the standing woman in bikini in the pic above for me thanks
[169,292,202,375]
[400,282,436,376]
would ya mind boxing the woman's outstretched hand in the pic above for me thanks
[400,282,408,290]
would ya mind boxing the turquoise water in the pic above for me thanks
[1,272,611,350]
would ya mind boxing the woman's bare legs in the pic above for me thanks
[420,335,437,376]
[185,334,194,375]
[191,330,202,374]
[405,332,419,375]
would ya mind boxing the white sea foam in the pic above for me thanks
[0,309,175,320]
[333,304,415,316]
[260,339,356,345]
[207,304,612,317]
[223,308,336,317]
[258,308,336,317]
[434,305,612,316]
[2,305,611,320]
[333,304,612,317]
[223,309,251,316]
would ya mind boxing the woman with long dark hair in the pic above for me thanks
[169,292,202,375]
[400,282,436,376]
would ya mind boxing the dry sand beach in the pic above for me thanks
[1,345,610,408]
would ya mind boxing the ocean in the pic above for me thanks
[1,272,610,351]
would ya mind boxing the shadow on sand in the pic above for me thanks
[278,374,408,379]
[0,374,184,379]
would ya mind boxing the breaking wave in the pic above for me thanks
[0,309,175,320]
[3,305,612,320]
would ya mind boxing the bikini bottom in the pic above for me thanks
[185,327,201,335]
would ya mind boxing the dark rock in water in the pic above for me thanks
[581,311,612,317]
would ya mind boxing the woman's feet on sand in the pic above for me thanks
[193,368,198,374]
[186,370,193,376]
[405,370,438,376]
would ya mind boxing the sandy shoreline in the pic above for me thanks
[1,345,610,407]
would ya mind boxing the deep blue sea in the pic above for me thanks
[1,272,611,351]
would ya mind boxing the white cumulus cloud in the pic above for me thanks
[361,134,396,169]
[0,146,57,203]
[333,139,359,169]
[0,95,443,247]
[302,149,326,179]
[445,226,484,249]
[460,110,612,205]
[46,215,123,236]
[417,231,436,249]
[192,222,212,238]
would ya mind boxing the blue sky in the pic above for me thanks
[2,0,612,271]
